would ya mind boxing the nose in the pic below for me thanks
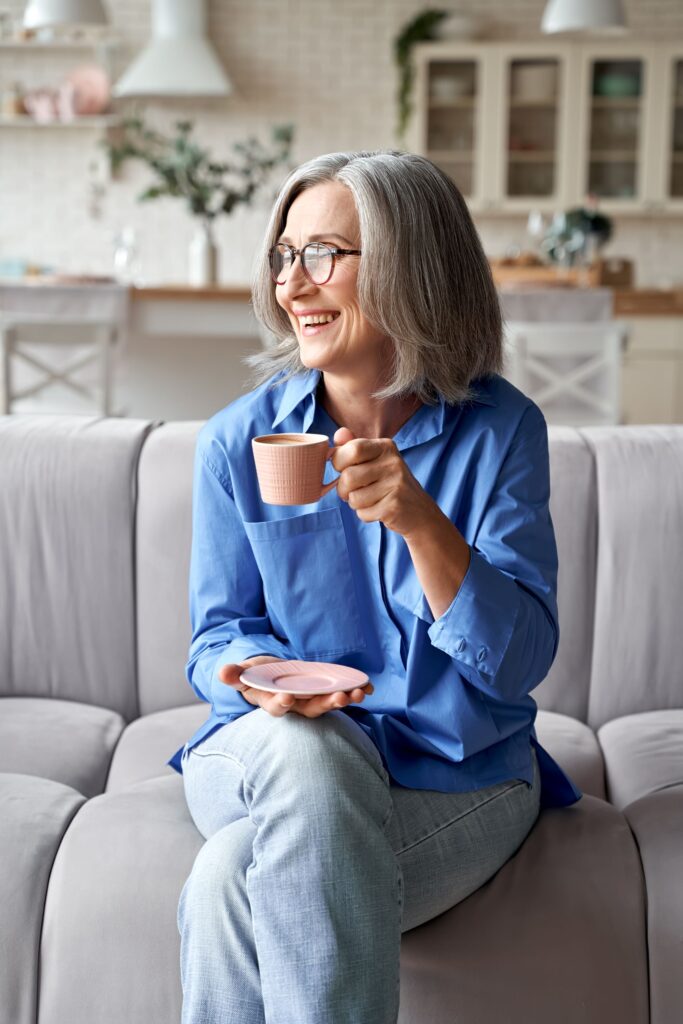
[278,252,316,302]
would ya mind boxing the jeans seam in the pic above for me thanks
[395,780,528,856]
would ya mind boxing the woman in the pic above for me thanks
[169,149,582,1024]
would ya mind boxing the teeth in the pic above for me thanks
[300,313,337,326]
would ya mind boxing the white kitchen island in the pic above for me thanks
[2,281,682,424]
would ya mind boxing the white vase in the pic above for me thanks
[188,220,219,286]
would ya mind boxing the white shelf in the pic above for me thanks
[0,114,120,128]
[0,36,119,50]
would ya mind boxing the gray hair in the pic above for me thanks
[244,150,502,405]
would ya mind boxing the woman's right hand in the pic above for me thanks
[217,655,374,719]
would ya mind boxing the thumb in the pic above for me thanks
[333,427,355,446]
[218,663,245,685]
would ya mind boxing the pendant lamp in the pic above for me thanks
[23,0,108,27]
[541,0,627,34]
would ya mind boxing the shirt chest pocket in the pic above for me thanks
[243,506,367,660]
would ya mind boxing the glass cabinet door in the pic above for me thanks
[584,56,645,202]
[667,57,683,200]
[505,58,562,201]
[422,58,480,201]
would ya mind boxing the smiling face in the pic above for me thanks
[274,180,392,381]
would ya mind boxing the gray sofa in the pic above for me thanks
[1,413,681,1024]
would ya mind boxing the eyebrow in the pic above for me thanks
[277,232,356,246]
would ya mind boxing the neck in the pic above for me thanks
[317,374,422,439]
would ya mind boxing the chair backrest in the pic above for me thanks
[1,318,118,416]
[503,321,628,427]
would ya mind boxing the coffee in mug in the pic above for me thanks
[252,433,340,505]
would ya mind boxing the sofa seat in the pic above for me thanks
[598,709,683,810]
[0,697,125,797]
[534,708,607,800]
[35,777,649,1024]
[0,773,85,1024]
[623,784,683,1024]
[106,703,209,791]
[38,775,204,1024]
[398,794,649,1024]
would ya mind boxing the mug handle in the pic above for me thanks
[320,445,340,496]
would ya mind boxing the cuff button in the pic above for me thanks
[456,638,466,653]
[477,647,487,662]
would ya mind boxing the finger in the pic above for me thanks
[333,437,384,472]
[265,691,296,717]
[333,427,355,446]
[218,663,244,685]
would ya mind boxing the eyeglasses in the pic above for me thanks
[268,241,361,286]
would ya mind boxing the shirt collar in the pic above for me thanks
[270,368,496,445]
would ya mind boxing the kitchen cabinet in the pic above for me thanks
[619,317,683,424]
[413,40,683,216]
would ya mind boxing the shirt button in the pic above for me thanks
[477,647,487,662]
[456,638,466,653]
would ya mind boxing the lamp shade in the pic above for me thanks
[23,0,108,27]
[541,0,627,34]
[112,0,231,98]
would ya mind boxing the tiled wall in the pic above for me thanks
[1,0,682,287]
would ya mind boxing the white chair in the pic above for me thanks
[503,320,629,427]
[0,317,120,416]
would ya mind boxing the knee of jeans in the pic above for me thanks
[258,707,385,783]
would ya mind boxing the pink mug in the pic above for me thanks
[252,433,340,505]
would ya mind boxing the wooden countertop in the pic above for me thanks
[130,283,683,317]
[131,285,252,302]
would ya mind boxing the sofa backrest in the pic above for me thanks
[581,425,683,730]
[134,422,600,722]
[542,427,597,721]
[135,422,201,716]
[0,414,153,721]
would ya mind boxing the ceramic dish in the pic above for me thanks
[240,660,370,696]
[62,63,111,115]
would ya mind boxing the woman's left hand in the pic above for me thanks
[331,427,436,538]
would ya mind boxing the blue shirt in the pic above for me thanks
[168,367,582,810]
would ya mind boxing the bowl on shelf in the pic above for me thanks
[594,73,640,97]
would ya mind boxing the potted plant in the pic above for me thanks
[101,118,294,286]
[394,8,448,144]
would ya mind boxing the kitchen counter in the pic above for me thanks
[130,283,683,317]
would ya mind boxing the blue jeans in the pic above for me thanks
[177,707,541,1024]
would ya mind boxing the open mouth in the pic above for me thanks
[298,312,341,337]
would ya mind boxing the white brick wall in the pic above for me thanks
[1,0,682,286]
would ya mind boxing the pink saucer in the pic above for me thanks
[239,660,369,696]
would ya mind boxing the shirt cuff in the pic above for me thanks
[210,635,292,715]
[424,547,521,678]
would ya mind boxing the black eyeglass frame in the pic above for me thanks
[268,241,362,286]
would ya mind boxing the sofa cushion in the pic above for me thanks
[39,775,203,1024]
[135,421,203,716]
[106,703,209,792]
[535,709,606,800]
[598,709,683,810]
[0,773,85,1024]
[542,427,597,722]
[623,784,683,1024]
[0,697,125,797]
[581,426,683,730]
[0,414,153,720]
[398,795,649,1024]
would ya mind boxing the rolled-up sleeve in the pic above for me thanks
[426,404,559,703]
[185,439,294,718]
